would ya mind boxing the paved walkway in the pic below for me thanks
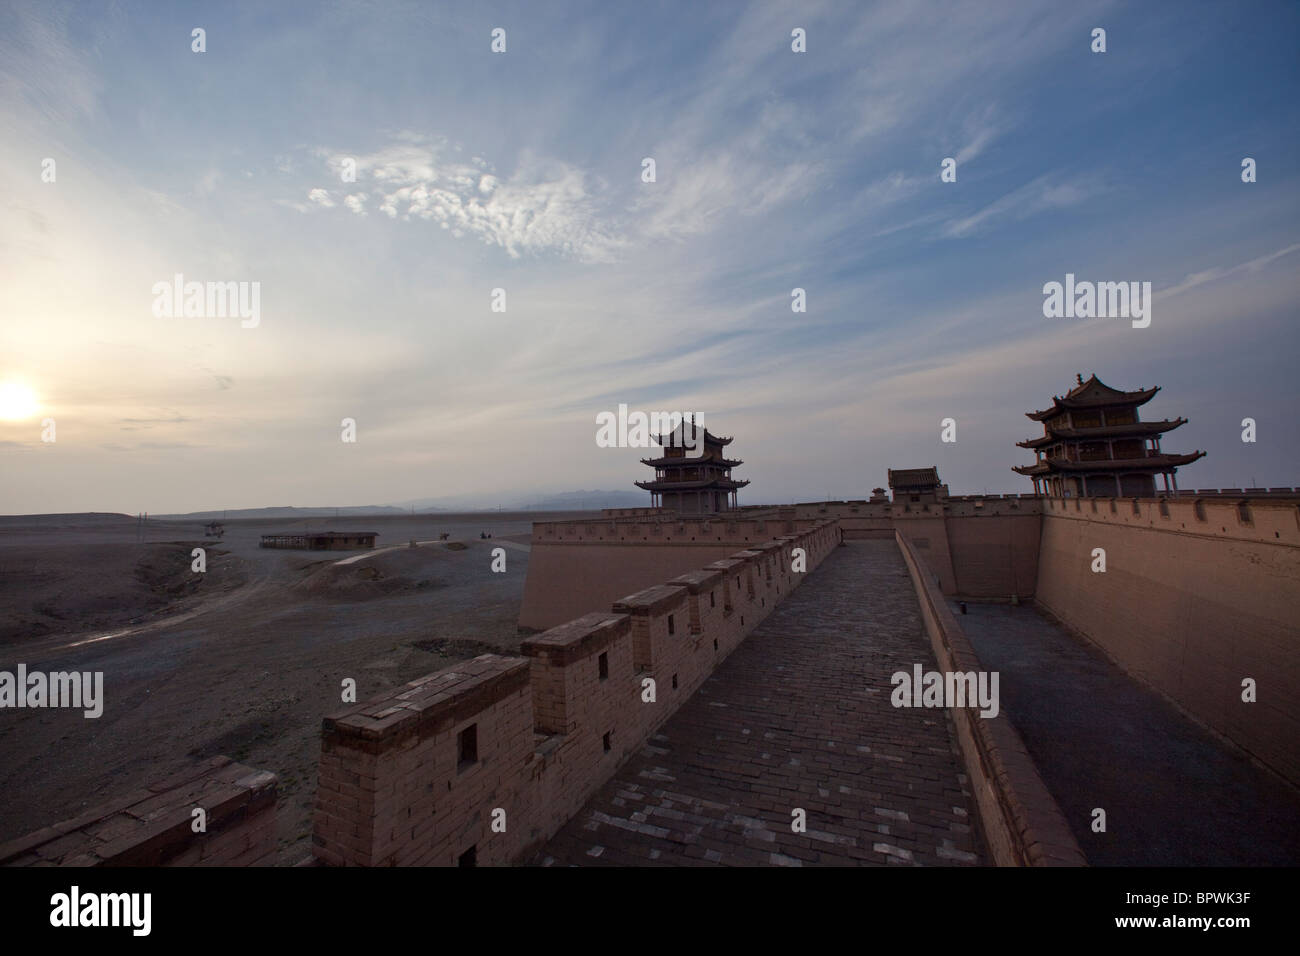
[535,540,986,867]
[955,601,1300,866]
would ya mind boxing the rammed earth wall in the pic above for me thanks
[519,513,828,630]
[1034,495,1300,787]
[312,520,842,866]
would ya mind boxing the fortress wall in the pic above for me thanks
[530,514,832,544]
[892,498,1044,599]
[519,543,739,631]
[0,756,278,867]
[314,656,535,866]
[894,512,958,593]
[791,501,893,538]
[945,512,1043,598]
[794,498,1047,564]
[1034,496,1300,787]
[314,521,842,866]
[896,532,1085,867]
[790,497,1044,598]
[836,515,895,539]
[522,498,1044,623]
[520,515,817,631]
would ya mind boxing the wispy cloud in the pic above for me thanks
[941,174,1108,238]
[953,105,1006,165]
[195,169,221,197]
[1156,242,1300,301]
[297,137,626,262]
[115,414,194,429]
[307,188,335,208]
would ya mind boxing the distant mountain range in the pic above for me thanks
[149,490,650,521]
[152,505,413,520]
[512,490,648,511]
[387,489,648,512]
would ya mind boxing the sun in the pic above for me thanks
[0,382,40,421]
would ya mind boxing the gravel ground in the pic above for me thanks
[0,511,578,863]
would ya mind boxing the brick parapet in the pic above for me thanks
[529,515,825,546]
[312,519,841,866]
[0,756,278,867]
[895,530,1086,867]
[1041,494,1300,546]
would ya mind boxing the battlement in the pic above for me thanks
[313,520,842,866]
[521,512,826,630]
[1042,493,1300,546]
[0,756,277,867]
[523,492,1300,630]
[531,512,805,546]
[1176,487,1300,497]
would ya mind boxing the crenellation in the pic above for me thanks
[666,567,726,639]
[0,756,279,868]
[310,520,839,865]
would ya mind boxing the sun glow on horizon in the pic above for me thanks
[0,382,40,421]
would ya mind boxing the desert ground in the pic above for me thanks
[0,510,587,863]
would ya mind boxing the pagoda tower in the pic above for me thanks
[1013,373,1205,497]
[635,419,749,513]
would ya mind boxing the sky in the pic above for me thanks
[1,0,1298,513]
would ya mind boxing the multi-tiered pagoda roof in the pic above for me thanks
[635,420,748,514]
[1013,374,1204,497]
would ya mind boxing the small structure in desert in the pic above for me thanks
[1014,374,1205,497]
[259,531,378,551]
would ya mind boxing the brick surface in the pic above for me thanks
[956,600,1300,866]
[533,540,987,866]
[1,757,278,867]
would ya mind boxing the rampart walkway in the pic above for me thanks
[956,602,1300,865]
[534,540,987,866]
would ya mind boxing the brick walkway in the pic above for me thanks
[534,540,987,866]
[955,601,1300,865]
